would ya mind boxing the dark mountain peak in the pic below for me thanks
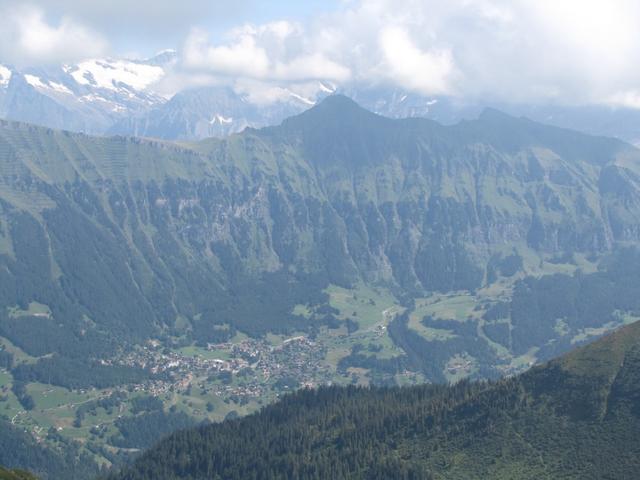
[253,92,638,169]
[256,94,397,167]
[278,94,389,131]
[478,106,521,122]
[313,93,365,112]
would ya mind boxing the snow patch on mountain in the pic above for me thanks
[318,82,336,94]
[289,92,315,106]
[210,114,233,125]
[24,74,73,95]
[67,59,165,92]
[0,65,12,87]
[79,93,127,113]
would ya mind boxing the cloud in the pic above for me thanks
[183,28,270,78]
[606,90,640,110]
[272,53,350,82]
[179,21,351,83]
[310,0,640,107]
[168,2,461,101]
[0,0,266,62]
[0,5,107,66]
[379,26,455,95]
[0,1,254,46]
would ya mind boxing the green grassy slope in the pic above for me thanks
[0,467,37,480]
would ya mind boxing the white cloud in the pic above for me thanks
[379,26,455,95]
[179,21,351,84]
[272,53,350,82]
[183,28,270,78]
[606,90,640,110]
[0,6,107,66]
[0,0,255,50]
[313,0,640,107]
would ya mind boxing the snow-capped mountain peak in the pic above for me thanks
[0,55,173,135]
[65,59,165,92]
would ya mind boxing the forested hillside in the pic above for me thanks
[111,320,640,480]
[0,419,99,479]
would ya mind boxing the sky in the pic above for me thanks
[1,0,640,108]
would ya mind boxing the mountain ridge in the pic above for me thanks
[0,94,636,156]
[2,96,640,292]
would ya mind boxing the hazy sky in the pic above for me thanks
[2,0,640,108]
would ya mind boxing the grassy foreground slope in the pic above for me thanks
[0,468,37,480]
[112,321,640,480]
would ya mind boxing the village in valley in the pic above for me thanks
[122,334,332,403]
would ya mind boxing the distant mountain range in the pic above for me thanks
[111,320,640,479]
[0,53,173,135]
[3,53,640,144]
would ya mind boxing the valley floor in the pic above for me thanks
[2,263,638,471]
